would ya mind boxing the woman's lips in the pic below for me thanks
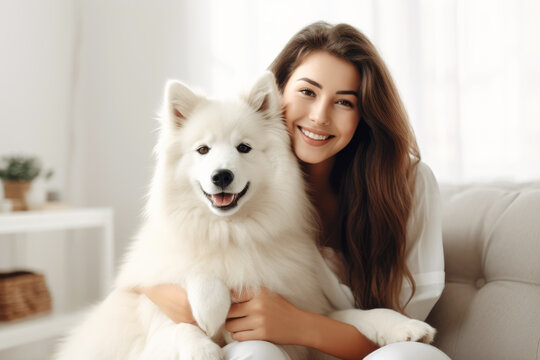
[298,126,334,146]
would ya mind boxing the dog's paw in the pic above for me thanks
[193,307,228,338]
[380,318,436,345]
[187,275,230,337]
[178,337,223,360]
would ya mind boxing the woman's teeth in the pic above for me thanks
[300,127,331,141]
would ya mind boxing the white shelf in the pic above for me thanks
[0,208,114,351]
[0,208,113,234]
[0,310,87,351]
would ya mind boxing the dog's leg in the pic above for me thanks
[138,322,222,360]
[54,290,146,360]
[142,274,230,359]
[328,308,436,346]
[186,274,230,338]
[134,289,223,360]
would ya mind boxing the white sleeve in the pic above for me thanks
[400,162,445,321]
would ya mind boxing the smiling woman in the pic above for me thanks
[282,51,360,166]
[269,21,426,316]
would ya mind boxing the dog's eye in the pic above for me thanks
[237,143,252,154]
[196,145,210,155]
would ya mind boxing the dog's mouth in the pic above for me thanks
[202,182,250,210]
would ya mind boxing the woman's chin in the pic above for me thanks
[294,149,335,167]
[292,137,342,166]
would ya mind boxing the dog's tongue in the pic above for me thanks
[211,193,235,207]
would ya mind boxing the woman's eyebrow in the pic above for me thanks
[297,77,322,88]
[297,77,358,97]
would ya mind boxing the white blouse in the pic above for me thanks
[317,161,445,321]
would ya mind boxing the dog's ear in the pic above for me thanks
[165,80,203,127]
[245,71,281,117]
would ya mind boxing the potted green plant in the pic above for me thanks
[0,155,42,211]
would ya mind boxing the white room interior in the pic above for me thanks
[1,0,539,359]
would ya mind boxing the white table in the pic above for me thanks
[0,208,114,350]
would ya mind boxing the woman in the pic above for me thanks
[142,22,449,360]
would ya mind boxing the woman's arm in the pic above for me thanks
[226,288,379,360]
[299,309,380,359]
[139,285,379,358]
[136,284,196,324]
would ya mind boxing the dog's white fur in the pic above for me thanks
[54,72,434,360]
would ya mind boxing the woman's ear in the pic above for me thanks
[245,71,281,117]
[164,80,204,127]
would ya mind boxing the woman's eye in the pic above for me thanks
[196,146,210,155]
[299,88,315,97]
[237,143,252,154]
[336,99,354,108]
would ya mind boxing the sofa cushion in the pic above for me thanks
[427,183,540,360]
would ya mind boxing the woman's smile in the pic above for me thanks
[282,51,360,165]
[298,125,334,146]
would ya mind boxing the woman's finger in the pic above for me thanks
[225,316,253,333]
[231,288,255,303]
[227,301,249,319]
[230,329,261,342]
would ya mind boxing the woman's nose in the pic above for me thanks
[309,100,331,126]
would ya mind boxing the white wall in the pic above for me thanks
[72,0,214,258]
[0,1,76,358]
[0,0,75,195]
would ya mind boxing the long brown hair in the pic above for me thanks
[269,21,420,313]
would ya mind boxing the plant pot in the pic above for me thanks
[2,180,31,211]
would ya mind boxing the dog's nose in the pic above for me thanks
[211,169,234,188]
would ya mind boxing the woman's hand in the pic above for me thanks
[139,284,378,359]
[137,284,196,324]
[225,287,307,345]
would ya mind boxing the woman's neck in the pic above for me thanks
[304,158,340,248]
[304,158,334,194]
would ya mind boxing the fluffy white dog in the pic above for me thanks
[54,72,434,360]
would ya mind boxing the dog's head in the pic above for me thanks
[157,72,287,217]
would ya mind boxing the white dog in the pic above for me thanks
[54,72,435,360]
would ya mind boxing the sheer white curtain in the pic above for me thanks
[208,0,540,183]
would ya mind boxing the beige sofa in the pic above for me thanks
[427,183,540,360]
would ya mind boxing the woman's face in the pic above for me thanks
[282,51,360,165]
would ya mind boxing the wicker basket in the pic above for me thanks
[0,271,52,321]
